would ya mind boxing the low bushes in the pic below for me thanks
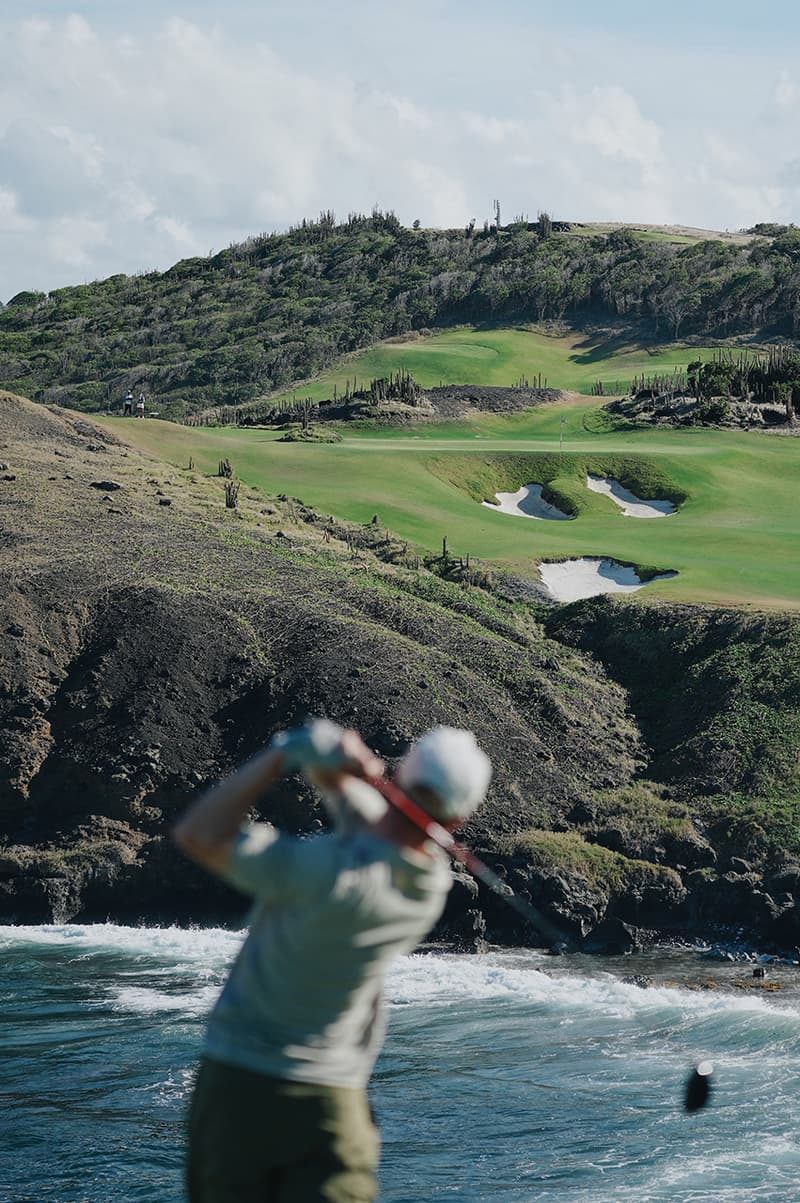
[497,827,682,897]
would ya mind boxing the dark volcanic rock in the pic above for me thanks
[582,917,644,955]
[424,384,561,419]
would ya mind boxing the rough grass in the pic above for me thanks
[8,389,800,937]
[703,792,800,865]
[565,223,756,247]
[2,390,646,860]
[276,425,342,443]
[588,782,696,842]
[545,599,800,871]
[578,781,712,868]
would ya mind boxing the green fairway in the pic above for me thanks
[264,328,723,406]
[109,393,800,611]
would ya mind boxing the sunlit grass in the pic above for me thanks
[110,387,800,610]
[263,327,724,406]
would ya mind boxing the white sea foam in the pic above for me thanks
[387,952,800,1031]
[6,927,800,1044]
[586,475,676,518]
[8,926,800,1202]
[108,984,221,1017]
[622,1136,800,1201]
[156,1065,197,1105]
[0,922,245,966]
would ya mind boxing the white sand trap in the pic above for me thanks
[539,557,678,602]
[586,475,675,518]
[482,483,571,521]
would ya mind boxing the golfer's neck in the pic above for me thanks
[369,809,436,856]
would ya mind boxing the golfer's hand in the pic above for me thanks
[270,719,384,782]
[311,728,385,789]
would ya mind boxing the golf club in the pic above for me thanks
[368,773,568,948]
[370,773,715,1115]
[684,1060,714,1112]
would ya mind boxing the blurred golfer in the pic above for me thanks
[173,718,491,1203]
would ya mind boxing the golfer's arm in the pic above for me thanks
[172,746,286,874]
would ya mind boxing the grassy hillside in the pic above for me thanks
[113,394,800,610]
[568,222,756,247]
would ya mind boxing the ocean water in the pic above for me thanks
[2,926,800,1202]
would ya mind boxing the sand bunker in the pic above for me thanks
[539,558,677,603]
[482,483,571,521]
[586,475,675,518]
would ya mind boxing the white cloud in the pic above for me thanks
[0,187,33,231]
[19,18,51,43]
[49,125,106,181]
[154,216,195,246]
[115,184,157,224]
[47,216,108,270]
[567,86,663,170]
[717,182,785,227]
[0,11,798,299]
[704,133,749,174]
[774,69,797,110]
[404,161,470,227]
[779,159,800,188]
[462,113,523,145]
[0,16,379,294]
[65,14,95,46]
[377,93,431,130]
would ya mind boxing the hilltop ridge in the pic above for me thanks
[1,213,799,421]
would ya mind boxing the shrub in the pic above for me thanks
[694,398,730,424]
[496,828,683,897]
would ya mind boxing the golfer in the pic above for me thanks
[173,718,491,1203]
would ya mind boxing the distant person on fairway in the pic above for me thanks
[123,390,133,416]
[136,392,146,417]
[173,717,491,1203]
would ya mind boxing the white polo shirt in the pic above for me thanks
[204,818,452,1089]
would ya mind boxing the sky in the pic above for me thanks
[1,0,800,300]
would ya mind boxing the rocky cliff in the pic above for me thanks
[2,392,799,953]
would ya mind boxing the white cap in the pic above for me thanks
[395,727,491,821]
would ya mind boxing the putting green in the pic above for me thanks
[108,392,800,611]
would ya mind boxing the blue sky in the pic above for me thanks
[1,2,799,298]
[13,0,800,41]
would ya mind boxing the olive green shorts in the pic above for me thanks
[187,1057,380,1203]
